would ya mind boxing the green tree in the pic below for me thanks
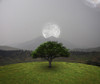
[31,41,70,68]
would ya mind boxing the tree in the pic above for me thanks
[31,41,70,68]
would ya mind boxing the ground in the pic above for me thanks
[0,62,100,84]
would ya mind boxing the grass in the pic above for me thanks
[0,62,100,84]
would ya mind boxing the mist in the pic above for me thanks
[0,0,100,48]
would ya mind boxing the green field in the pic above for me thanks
[0,62,100,84]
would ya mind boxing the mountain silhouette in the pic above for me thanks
[12,36,76,50]
[0,46,19,50]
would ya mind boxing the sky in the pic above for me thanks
[0,0,100,48]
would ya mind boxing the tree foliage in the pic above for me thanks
[31,41,70,67]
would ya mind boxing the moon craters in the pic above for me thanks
[42,23,60,38]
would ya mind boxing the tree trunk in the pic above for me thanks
[49,60,52,68]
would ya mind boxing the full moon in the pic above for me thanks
[42,23,60,38]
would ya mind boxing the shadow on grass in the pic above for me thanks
[36,62,63,73]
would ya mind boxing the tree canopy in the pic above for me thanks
[31,41,70,67]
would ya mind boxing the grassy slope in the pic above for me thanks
[0,62,100,84]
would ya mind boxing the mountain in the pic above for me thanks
[11,36,76,50]
[0,46,19,50]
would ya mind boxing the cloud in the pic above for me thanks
[85,0,100,8]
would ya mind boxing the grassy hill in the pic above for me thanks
[0,62,100,84]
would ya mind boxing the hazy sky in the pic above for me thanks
[0,0,100,48]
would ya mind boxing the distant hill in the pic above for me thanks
[11,36,76,50]
[0,49,100,66]
[0,46,19,50]
[72,47,100,52]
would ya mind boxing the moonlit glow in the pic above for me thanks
[85,0,100,8]
[42,23,60,38]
